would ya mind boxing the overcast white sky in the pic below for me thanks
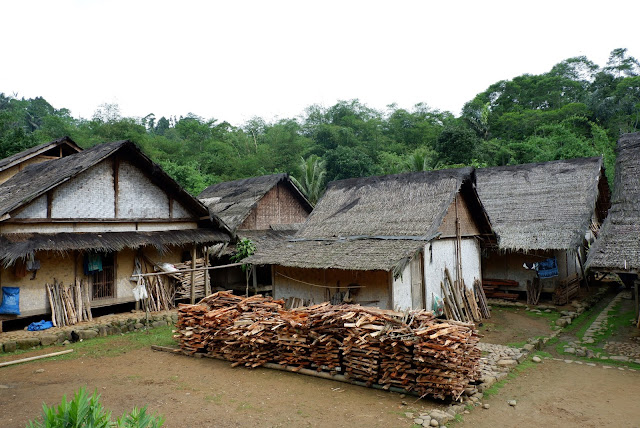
[2,0,638,126]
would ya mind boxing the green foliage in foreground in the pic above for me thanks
[26,387,164,428]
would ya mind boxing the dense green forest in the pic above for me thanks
[1,49,639,201]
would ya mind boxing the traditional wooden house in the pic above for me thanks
[586,133,640,315]
[475,157,610,303]
[0,136,82,185]
[246,167,493,311]
[199,174,313,292]
[0,140,231,326]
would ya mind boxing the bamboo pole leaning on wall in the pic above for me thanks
[46,279,92,327]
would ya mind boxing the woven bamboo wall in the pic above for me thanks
[9,158,198,224]
[118,160,169,218]
[52,161,115,218]
[172,199,192,219]
[273,266,390,309]
[14,194,47,219]
[240,183,310,230]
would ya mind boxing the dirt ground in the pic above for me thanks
[0,344,442,428]
[3,344,640,428]
[477,306,554,345]
[458,359,640,428]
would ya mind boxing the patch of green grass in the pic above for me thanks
[534,350,552,359]
[236,402,253,411]
[555,340,569,355]
[205,393,224,404]
[48,326,176,362]
[568,305,600,338]
[545,336,559,347]
[483,358,537,398]
[506,340,527,348]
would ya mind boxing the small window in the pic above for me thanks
[87,252,115,300]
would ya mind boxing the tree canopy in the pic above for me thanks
[1,49,637,197]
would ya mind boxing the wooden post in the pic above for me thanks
[635,276,639,322]
[190,246,196,304]
[454,193,463,285]
[252,265,258,293]
[388,271,394,310]
[272,265,277,298]
[204,246,210,296]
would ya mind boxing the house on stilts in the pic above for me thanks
[198,173,313,294]
[586,132,640,319]
[0,139,231,329]
[246,167,493,311]
[475,157,610,304]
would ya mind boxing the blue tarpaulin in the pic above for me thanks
[27,320,53,331]
[537,257,559,278]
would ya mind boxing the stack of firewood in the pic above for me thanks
[379,338,416,391]
[175,292,481,400]
[412,320,481,400]
[171,258,208,299]
[175,304,209,355]
[46,279,92,327]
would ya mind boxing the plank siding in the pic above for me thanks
[239,182,310,230]
[437,193,481,238]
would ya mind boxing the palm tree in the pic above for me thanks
[291,155,327,205]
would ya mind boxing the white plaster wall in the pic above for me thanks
[392,263,412,311]
[118,160,169,218]
[423,238,481,311]
[52,161,115,218]
[14,195,47,219]
[555,249,580,279]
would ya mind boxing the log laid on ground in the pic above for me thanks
[0,349,74,368]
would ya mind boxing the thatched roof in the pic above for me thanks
[0,136,82,172]
[199,173,312,232]
[587,133,640,273]
[475,157,608,252]
[247,167,486,272]
[297,167,476,239]
[248,238,424,272]
[0,140,229,233]
[0,229,230,267]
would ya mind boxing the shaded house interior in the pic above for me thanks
[0,139,230,329]
[247,167,493,311]
[587,132,640,320]
[475,157,610,304]
[199,173,313,294]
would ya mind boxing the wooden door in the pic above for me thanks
[410,255,425,309]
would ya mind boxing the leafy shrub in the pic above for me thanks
[26,387,164,428]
